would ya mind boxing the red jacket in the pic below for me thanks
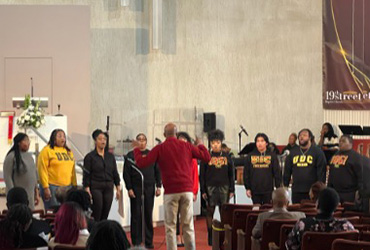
[134,137,210,194]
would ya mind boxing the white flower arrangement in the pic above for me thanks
[16,95,45,129]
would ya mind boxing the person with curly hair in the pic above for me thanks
[200,129,235,246]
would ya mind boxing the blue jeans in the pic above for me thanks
[40,184,71,210]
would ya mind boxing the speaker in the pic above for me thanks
[203,112,216,132]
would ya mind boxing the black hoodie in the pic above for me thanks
[243,149,281,194]
[283,145,327,193]
[200,151,235,194]
[328,149,363,193]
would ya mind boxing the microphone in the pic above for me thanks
[240,125,249,136]
[155,137,162,144]
[106,116,110,132]
[281,150,290,157]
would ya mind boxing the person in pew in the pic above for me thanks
[0,203,47,249]
[252,188,305,239]
[283,129,327,204]
[328,135,363,203]
[38,129,77,210]
[123,133,161,249]
[244,133,281,205]
[132,123,211,250]
[86,220,131,250]
[51,185,72,213]
[200,129,235,246]
[309,181,326,202]
[3,132,40,210]
[6,187,51,240]
[49,202,90,249]
[66,188,95,232]
[83,129,121,221]
[286,188,355,250]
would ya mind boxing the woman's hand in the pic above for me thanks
[155,188,161,197]
[44,188,51,201]
[246,189,252,198]
[115,186,121,200]
[128,189,136,198]
[85,187,92,199]
[34,188,40,206]
[229,192,235,199]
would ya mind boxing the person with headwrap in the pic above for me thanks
[83,129,121,221]
[3,133,40,210]
[200,129,235,246]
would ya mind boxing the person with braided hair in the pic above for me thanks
[3,133,40,210]
[200,129,235,246]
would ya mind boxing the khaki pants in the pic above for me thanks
[164,192,195,250]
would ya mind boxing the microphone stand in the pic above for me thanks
[238,130,243,153]
[126,157,145,246]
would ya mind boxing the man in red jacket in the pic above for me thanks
[133,123,211,250]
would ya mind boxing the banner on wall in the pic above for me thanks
[353,139,370,159]
[323,0,370,109]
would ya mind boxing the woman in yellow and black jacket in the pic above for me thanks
[38,129,77,210]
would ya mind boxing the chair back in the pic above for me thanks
[361,231,370,241]
[260,218,298,250]
[52,246,86,250]
[220,203,256,227]
[301,231,359,250]
[342,216,361,225]
[332,239,370,250]
[245,213,259,250]
[229,209,256,250]
[279,224,295,249]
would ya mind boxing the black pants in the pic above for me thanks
[292,192,310,204]
[252,193,272,205]
[130,184,155,246]
[91,181,114,221]
[338,191,356,203]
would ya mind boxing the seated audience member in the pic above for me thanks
[0,204,47,249]
[252,188,305,239]
[86,220,131,250]
[308,181,326,203]
[66,188,95,231]
[51,186,73,213]
[49,202,89,249]
[286,188,355,250]
[6,187,51,238]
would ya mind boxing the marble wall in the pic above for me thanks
[1,0,326,155]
